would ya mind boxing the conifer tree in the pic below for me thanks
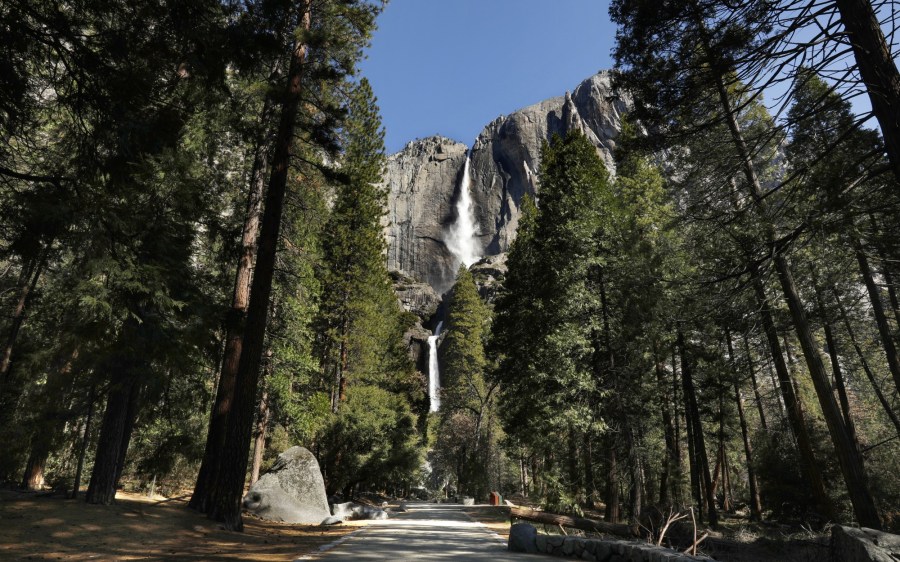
[435,265,492,497]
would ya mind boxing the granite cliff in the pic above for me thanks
[383,70,630,295]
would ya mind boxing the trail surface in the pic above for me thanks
[308,502,553,561]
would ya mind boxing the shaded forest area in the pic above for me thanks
[1,0,899,543]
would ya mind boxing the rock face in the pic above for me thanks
[241,446,330,524]
[391,271,441,319]
[384,71,630,293]
[383,136,469,293]
[469,253,508,304]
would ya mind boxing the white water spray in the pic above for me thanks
[445,155,480,268]
[428,321,444,412]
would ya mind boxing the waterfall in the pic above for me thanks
[428,321,443,413]
[445,154,480,269]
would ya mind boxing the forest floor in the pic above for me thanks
[461,504,512,538]
[0,489,367,561]
[462,502,833,561]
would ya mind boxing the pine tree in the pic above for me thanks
[435,265,492,497]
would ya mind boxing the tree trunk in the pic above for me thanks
[835,0,900,183]
[0,249,48,388]
[583,431,596,504]
[604,440,620,523]
[726,329,762,521]
[671,346,683,506]
[683,384,702,520]
[655,350,677,507]
[678,330,717,527]
[567,424,581,500]
[855,238,900,397]
[71,386,95,499]
[22,346,80,490]
[774,253,881,528]
[249,385,270,486]
[833,287,900,439]
[810,272,862,454]
[510,506,639,537]
[520,454,527,497]
[190,93,273,513]
[752,267,835,505]
[208,3,311,531]
[114,379,142,488]
[699,13,854,517]
[741,333,768,431]
[626,427,643,524]
[85,369,138,505]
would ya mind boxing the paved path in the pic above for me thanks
[305,502,556,561]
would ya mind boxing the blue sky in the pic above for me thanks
[359,0,616,153]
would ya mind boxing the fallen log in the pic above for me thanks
[509,506,640,538]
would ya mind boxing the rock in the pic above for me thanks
[320,516,343,525]
[397,502,408,512]
[508,523,538,553]
[470,253,508,303]
[461,497,475,506]
[331,502,356,520]
[384,71,631,295]
[832,525,900,562]
[383,136,469,292]
[241,446,330,524]
[351,504,389,520]
[467,71,628,258]
[392,271,441,320]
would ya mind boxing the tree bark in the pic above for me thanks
[22,346,79,490]
[190,93,273,513]
[701,13,864,519]
[741,333,768,431]
[671,346,683,506]
[655,350,677,507]
[71,386,95,499]
[833,287,900,439]
[835,0,900,183]
[85,369,138,505]
[510,505,639,537]
[773,252,881,528]
[604,440,620,523]
[678,330,717,527]
[249,385,270,486]
[626,426,643,524]
[855,238,900,397]
[208,3,311,531]
[726,329,762,521]
[810,271,862,454]
[0,249,48,388]
[751,268,831,514]
[583,431,596,504]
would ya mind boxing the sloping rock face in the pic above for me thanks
[384,71,630,293]
[470,253,508,304]
[383,136,468,293]
[469,71,629,257]
[241,446,330,524]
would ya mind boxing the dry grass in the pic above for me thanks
[461,505,511,538]
[0,489,365,561]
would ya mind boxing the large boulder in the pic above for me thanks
[508,523,538,553]
[241,446,330,524]
[832,526,900,562]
